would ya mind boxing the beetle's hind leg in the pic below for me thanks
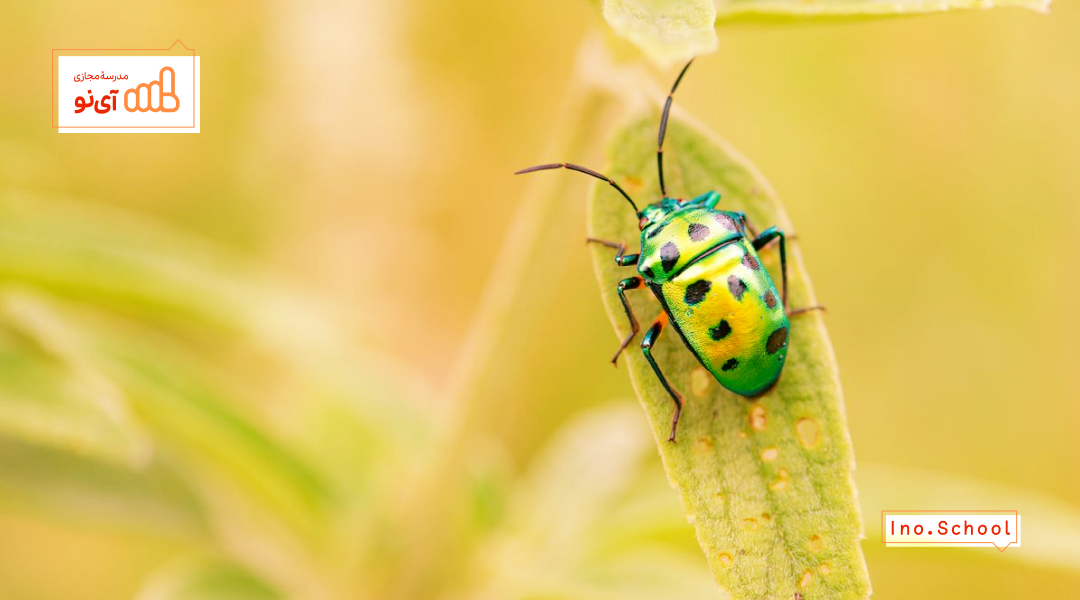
[610,276,644,366]
[587,237,639,267]
[752,227,789,308]
[788,305,826,318]
[641,313,684,443]
[752,227,825,317]
[733,211,759,238]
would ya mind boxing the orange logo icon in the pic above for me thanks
[124,67,180,113]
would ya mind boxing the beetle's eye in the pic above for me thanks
[638,216,650,229]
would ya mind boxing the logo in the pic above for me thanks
[124,67,180,113]
[882,510,1021,551]
[53,39,199,133]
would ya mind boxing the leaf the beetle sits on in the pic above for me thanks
[587,115,870,599]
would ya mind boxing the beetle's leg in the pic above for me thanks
[788,305,826,318]
[611,276,644,365]
[752,228,824,316]
[641,313,684,443]
[752,227,788,308]
[587,237,640,267]
[689,191,721,209]
[733,211,759,238]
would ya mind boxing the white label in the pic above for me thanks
[883,511,1020,551]
[57,55,200,133]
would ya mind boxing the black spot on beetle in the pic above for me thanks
[766,327,788,355]
[647,222,668,239]
[742,253,761,270]
[660,242,680,272]
[722,358,739,371]
[642,266,655,279]
[714,213,736,231]
[709,319,731,341]
[764,290,778,309]
[688,223,710,241]
[728,275,748,301]
[685,280,711,305]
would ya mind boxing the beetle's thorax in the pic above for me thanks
[637,203,744,283]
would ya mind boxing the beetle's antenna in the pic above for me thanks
[658,59,694,199]
[515,162,640,215]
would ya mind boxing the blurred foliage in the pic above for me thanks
[711,0,1052,22]
[603,0,1051,66]
[0,0,1077,599]
[0,191,720,599]
[603,0,718,68]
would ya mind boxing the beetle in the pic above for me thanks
[516,60,822,442]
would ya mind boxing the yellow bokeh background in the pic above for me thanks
[1,0,1078,598]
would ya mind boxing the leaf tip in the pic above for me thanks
[602,0,718,68]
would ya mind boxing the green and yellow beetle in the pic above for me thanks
[517,60,821,442]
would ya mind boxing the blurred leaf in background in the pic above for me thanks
[603,0,1051,66]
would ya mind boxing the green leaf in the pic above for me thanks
[0,290,151,468]
[587,114,870,599]
[0,192,433,498]
[714,0,1051,22]
[603,0,718,68]
[135,556,282,600]
[0,191,343,354]
[0,291,333,543]
[600,0,1050,65]
[0,437,209,538]
[470,405,725,600]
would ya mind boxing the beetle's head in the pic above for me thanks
[637,198,682,230]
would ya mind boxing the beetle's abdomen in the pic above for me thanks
[655,239,789,397]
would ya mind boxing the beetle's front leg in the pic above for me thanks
[610,276,644,366]
[587,237,639,267]
[641,313,684,443]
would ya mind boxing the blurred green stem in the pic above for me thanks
[388,37,649,599]
[440,40,629,467]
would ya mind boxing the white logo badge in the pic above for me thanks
[53,40,200,133]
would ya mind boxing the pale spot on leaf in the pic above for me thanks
[770,468,790,491]
[796,417,820,448]
[695,437,714,454]
[749,405,767,431]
